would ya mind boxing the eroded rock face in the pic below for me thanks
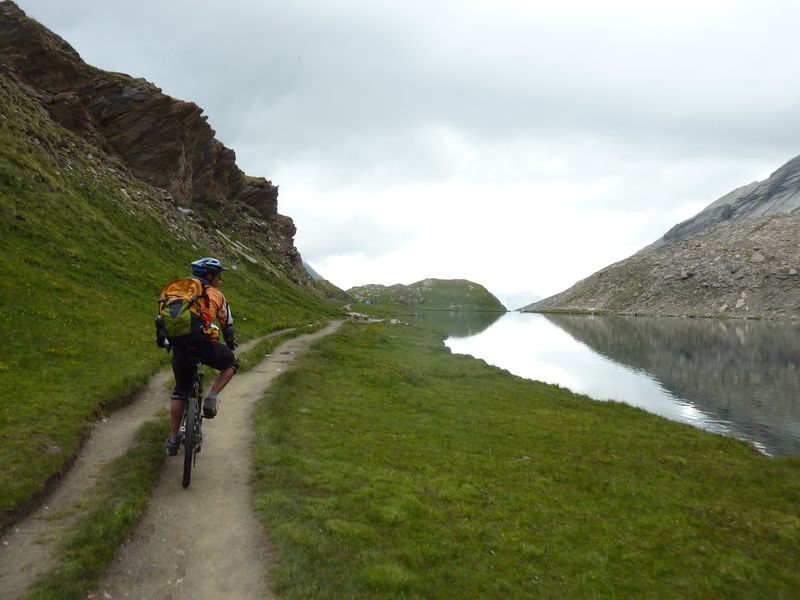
[642,154,800,253]
[0,1,280,220]
[524,211,800,320]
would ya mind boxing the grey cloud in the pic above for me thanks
[18,0,800,299]
[19,1,800,188]
[294,214,415,262]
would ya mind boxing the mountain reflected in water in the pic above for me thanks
[544,314,800,456]
[410,310,504,338]
[445,312,800,456]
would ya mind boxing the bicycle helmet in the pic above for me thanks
[191,257,226,278]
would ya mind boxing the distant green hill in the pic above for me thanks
[348,278,506,311]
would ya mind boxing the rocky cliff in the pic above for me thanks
[0,1,304,278]
[524,154,800,320]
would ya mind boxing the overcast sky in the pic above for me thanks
[17,0,800,308]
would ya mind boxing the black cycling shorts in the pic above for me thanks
[171,339,239,399]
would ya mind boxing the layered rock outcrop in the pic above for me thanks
[0,1,303,274]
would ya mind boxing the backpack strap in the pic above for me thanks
[191,277,214,331]
[192,277,211,308]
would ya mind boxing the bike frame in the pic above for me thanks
[180,360,205,488]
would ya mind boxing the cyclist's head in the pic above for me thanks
[191,257,226,280]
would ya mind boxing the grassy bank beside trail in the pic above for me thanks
[17,324,336,599]
[24,421,167,600]
[0,74,340,528]
[237,322,329,374]
[253,322,800,599]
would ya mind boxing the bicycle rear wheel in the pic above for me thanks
[182,396,197,488]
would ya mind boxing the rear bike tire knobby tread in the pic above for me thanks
[182,397,197,488]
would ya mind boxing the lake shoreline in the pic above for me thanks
[447,311,800,457]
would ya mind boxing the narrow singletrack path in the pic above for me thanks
[93,321,343,599]
[0,322,343,599]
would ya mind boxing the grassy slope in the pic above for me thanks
[0,74,337,526]
[254,322,800,599]
[349,279,506,311]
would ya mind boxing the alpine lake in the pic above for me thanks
[411,310,800,457]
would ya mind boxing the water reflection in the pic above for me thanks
[445,312,800,456]
[409,310,504,338]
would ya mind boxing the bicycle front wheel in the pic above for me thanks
[182,397,197,488]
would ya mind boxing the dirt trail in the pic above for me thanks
[0,321,343,599]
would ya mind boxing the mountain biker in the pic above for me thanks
[164,257,239,455]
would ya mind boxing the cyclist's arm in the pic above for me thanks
[214,291,237,350]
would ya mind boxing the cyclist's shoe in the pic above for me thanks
[203,391,218,419]
[165,436,180,456]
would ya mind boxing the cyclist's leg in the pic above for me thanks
[169,399,185,438]
[210,366,236,394]
[200,343,239,417]
[166,394,185,455]
[207,343,239,389]
[170,343,194,437]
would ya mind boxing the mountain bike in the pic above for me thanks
[155,317,206,488]
[180,360,205,488]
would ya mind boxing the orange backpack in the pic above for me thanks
[158,277,210,341]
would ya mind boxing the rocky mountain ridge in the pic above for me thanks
[524,152,800,320]
[0,1,305,279]
[642,153,800,253]
[524,210,800,320]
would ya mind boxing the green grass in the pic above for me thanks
[17,324,335,598]
[253,322,800,598]
[346,302,505,338]
[0,73,339,527]
[23,421,168,600]
[237,321,329,374]
[345,302,418,319]
[349,278,507,311]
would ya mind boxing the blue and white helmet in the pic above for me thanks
[191,257,226,278]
